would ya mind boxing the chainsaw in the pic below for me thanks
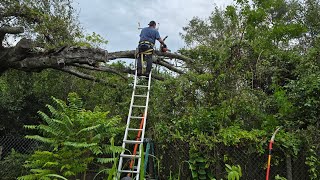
[160,36,170,52]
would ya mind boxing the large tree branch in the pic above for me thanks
[108,50,195,74]
[108,50,195,64]
[6,45,108,71]
[0,26,24,34]
[154,59,185,74]
[72,63,127,80]
[59,66,116,87]
[0,26,24,47]
[0,37,197,82]
[122,67,165,81]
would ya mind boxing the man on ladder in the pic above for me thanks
[118,21,166,180]
[137,20,167,76]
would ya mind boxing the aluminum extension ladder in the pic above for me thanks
[117,67,152,180]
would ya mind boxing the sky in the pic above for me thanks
[73,0,234,52]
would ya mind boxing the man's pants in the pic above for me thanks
[137,53,152,75]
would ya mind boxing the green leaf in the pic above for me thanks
[45,174,68,180]
[198,169,206,175]
[97,158,117,164]
[196,157,206,163]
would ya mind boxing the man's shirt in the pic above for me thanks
[139,27,160,44]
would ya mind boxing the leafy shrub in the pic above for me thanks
[18,93,123,179]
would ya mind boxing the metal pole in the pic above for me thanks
[266,127,281,180]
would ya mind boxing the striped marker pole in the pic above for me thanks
[266,127,281,180]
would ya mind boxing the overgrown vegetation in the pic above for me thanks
[1,0,319,179]
[18,93,123,179]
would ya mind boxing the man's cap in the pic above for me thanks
[148,21,156,26]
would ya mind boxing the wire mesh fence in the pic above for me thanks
[0,136,41,159]
[155,140,313,180]
[0,136,317,180]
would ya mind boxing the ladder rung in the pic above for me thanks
[132,105,146,108]
[136,85,148,88]
[130,116,143,119]
[128,128,143,131]
[119,170,139,174]
[134,94,147,97]
[120,154,141,158]
[123,140,143,144]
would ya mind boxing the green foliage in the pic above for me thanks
[77,32,109,48]
[275,175,287,180]
[0,149,29,179]
[1,0,82,48]
[152,0,320,179]
[2,0,320,179]
[225,164,242,180]
[188,147,215,180]
[305,146,320,180]
[18,93,123,179]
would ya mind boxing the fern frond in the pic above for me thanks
[38,125,60,136]
[24,125,37,130]
[103,145,123,154]
[29,168,53,174]
[38,111,56,128]
[17,174,38,180]
[51,97,68,111]
[25,135,55,144]
[51,118,71,132]
[45,174,68,180]
[46,104,61,119]
[97,157,117,164]
[67,93,83,112]
[92,134,102,141]
[76,124,101,135]
[89,146,103,155]
[60,113,73,126]
[63,170,76,177]
[63,141,97,148]
[42,161,59,168]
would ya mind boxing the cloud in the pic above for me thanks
[73,0,233,52]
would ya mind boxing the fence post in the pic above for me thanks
[286,154,293,180]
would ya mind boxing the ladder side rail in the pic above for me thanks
[140,71,152,143]
[117,59,139,176]
[122,58,139,145]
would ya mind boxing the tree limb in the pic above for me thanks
[122,67,165,81]
[59,66,116,87]
[72,63,127,80]
[154,59,185,74]
[108,50,195,65]
[107,50,195,74]
[1,39,196,82]
[0,26,24,34]
[0,26,24,46]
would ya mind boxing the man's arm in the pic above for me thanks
[157,38,166,45]
[155,30,166,45]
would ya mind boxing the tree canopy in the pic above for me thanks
[0,0,192,82]
[1,0,320,179]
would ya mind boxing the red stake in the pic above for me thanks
[266,127,281,180]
